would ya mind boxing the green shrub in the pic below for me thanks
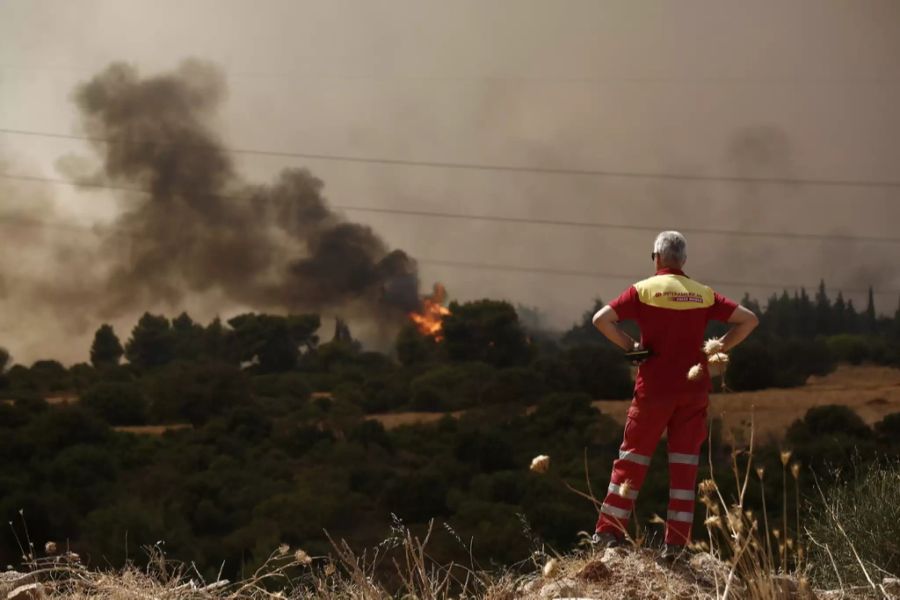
[728,337,835,391]
[81,382,148,425]
[786,405,875,472]
[559,345,633,398]
[826,334,871,365]
[409,362,494,411]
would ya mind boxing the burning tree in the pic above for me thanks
[408,283,451,341]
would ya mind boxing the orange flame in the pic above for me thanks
[409,283,451,341]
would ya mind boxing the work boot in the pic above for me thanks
[591,532,623,549]
[659,543,688,565]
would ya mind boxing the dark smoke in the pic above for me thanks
[74,60,420,321]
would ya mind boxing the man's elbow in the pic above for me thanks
[592,306,618,329]
[742,311,760,332]
[730,306,759,328]
[747,311,760,329]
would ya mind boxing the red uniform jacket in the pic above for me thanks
[609,267,738,395]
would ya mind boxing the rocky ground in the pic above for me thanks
[2,546,898,599]
[492,546,899,600]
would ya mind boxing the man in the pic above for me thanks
[590,231,758,559]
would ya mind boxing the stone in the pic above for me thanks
[539,577,581,599]
[688,552,730,586]
[599,547,626,567]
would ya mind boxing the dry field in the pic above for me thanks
[112,424,193,435]
[596,364,900,440]
[368,365,900,440]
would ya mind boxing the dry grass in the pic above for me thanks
[44,393,80,405]
[595,365,900,439]
[112,424,193,435]
[366,410,466,429]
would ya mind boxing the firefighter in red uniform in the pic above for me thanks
[590,231,759,560]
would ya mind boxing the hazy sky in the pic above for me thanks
[2,1,900,363]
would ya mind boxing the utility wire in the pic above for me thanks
[4,63,900,86]
[3,127,900,189]
[420,258,900,297]
[0,198,897,297]
[2,171,899,245]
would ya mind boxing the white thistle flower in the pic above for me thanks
[707,352,729,366]
[707,352,729,376]
[542,558,559,578]
[703,338,725,355]
[530,455,550,474]
[687,363,704,381]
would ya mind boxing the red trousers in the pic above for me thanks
[595,390,708,545]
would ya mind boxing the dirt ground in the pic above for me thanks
[368,365,900,440]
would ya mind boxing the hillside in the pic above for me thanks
[367,365,900,439]
[598,365,900,439]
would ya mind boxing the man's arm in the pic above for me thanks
[718,305,759,352]
[592,305,640,352]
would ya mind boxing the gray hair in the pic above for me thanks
[653,231,687,266]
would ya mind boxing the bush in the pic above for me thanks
[409,363,494,411]
[875,412,900,449]
[805,460,900,588]
[728,337,835,391]
[81,382,148,425]
[479,367,545,406]
[786,405,875,473]
[826,334,871,365]
[560,345,633,398]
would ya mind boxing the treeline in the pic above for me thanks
[0,283,898,580]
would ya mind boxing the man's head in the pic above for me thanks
[652,231,687,270]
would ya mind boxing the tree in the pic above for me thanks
[561,299,605,347]
[894,297,900,339]
[171,312,206,360]
[833,292,847,333]
[90,324,124,368]
[845,299,860,334]
[29,360,70,392]
[395,323,437,366]
[814,280,831,336]
[0,348,10,390]
[561,345,633,398]
[442,300,532,367]
[125,313,174,369]
[0,347,11,373]
[226,313,320,373]
[863,286,877,334]
[148,361,249,425]
[727,340,777,391]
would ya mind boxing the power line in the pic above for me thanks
[4,63,900,87]
[3,126,900,189]
[3,171,899,245]
[335,204,900,245]
[0,202,897,297]
[421,258,900,297]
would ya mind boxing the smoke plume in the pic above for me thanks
[74,60,420,321]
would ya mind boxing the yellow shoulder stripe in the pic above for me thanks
[633,275,714,310]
